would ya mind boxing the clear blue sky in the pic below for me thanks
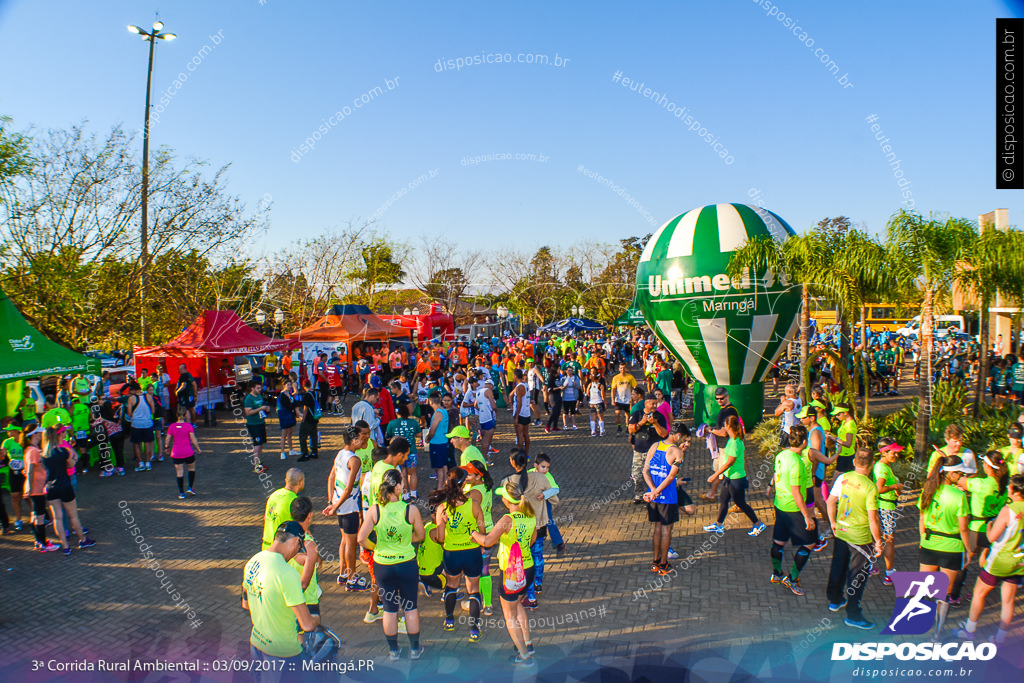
[1,0,1021,252]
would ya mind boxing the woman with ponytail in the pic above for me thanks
[41,426,95,556]
[428,467,484,641]
[948,451,1009,606]
[462,461,496,616]
[471,481,538,668]
[358,468,425,660]
[917,454,971,636]
[502,449,555,609]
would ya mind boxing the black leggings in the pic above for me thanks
[546,393,563,429]
[717,477,759,525]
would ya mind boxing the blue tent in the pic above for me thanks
[538,317,606,333]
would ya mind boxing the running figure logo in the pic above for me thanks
[882,571,949,635]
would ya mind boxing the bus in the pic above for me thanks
[809,302,918,333]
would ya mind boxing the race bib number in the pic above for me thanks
[9,459,23,471]
[76,430,88,440]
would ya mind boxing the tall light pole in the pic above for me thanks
[127,19,176,344]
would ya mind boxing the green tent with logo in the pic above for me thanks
[0,287,98,418]
[613,293,647,327]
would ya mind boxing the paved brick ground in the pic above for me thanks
[1,378,1021,683]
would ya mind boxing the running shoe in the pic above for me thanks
[651,562,661,573]
[883,573,894,586]
[346,575,370,592]
[782,576,804,596]
[14,520,22,531]
[398,616,407,634]
[617,426,622,435]
[820,528,834,540]
[443,618,456,631]
[483,605,493,616]
[289,450,301,456]
[187,488,196,496]
[363,610,382,624]
[946,596,961,607]
[656,563,673,576]
[145,462,152,470]
[869,563,880,576]
[572,425,579,430]
[253,464,268,474]
[533,420,542,427]
[178,493,186,500]
[545,426,551,434]
[844,617,875,630]
[469,628,481,643]
[134,465,147,472]
[667,548,679,560]
[521,598,539,609]
[115,467,126,476]
[599,429,605,436]
[828,599,848,612]
[36,541,60,552]
[280,452,288,460]
[99,470,113,478]
[79,538,96,549]
[63,547,72,556]
[952,626,975,640]
[749,522,767,537]
[410,647,425,660]
[488,446,500,454]
[702,522,725,534]
[509,653,535,667]
[157,455,165,462]
[389,649,401,662]
[633,498,644,505]
[811,539,829,553]
[337,572,349,585]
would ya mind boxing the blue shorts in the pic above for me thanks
[429,442,448,469]
[443,548,483,578]
[479,419,496,431]
[403,452,418,468]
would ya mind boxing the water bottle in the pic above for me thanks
[317,430,322,449]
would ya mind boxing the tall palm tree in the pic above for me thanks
[886,211,976,460]
[728,232,833,403]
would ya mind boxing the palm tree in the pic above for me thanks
[886,211,976,460]
[728,232,833,403]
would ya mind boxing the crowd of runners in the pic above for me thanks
[4,324,1024,677]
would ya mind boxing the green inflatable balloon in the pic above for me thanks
[636,203,801,429]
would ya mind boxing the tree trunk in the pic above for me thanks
[1015,312,1023,356]
[800,287,810,404]
[914,288,935,462]
[974,294,990,416]
[839,315,851,380]
[861,304,869,421]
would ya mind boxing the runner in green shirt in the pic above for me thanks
[1000,423,1024,478]
[950,451,1011,602]
[768,425,816,596]
[285,497,323,626]
[953,476,1024,643]
[917,454,971,636]
[242,521,316,663]
[873,438,905,585]
[703,416,764,536]
[826,448,882,628]
[0,424,25,530]
[262,469,304,549]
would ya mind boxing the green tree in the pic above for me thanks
[350,238,405,309]
[886,211,976,459]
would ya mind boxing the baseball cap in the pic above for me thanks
[830,404,851,416]
[796,406,817,419]
[942,462,973,474]
[809,400,826,410]
[446,425,471,439]
[277,521,305,540]
[878,441,904,453]
[25,424,44,438]
[3,422,22,432]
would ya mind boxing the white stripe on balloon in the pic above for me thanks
[697,318,730,385]
[740,314,779,384]
[655,319,709,385]
[716,203,749,254]
[664,207,702,259]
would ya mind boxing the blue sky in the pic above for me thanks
[0,0,1020,253]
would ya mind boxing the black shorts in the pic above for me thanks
[647,502,679,525]
[7,471,26,492]
[835,455,855,474]
[171,455,196,465]
[246,424,267,445]
[337,512,360,535]
[130,427,155,444]
[443,548,483,578]
[772,507,817,546]
[178,395,196,409]
[918,546,964,571]
[374,559,419,613]
[516,415,532,427]
[307,603,321,617]
[589,402,605,413]
[499,565,536,601]
[614,402,629,413]
[676,484,693,509]
[46,486,75,504]
[563,400,578,415]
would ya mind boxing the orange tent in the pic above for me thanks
[286,305,410,368]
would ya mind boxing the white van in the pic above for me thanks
[897,315,966,339]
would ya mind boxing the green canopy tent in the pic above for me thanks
[613,294,648,327]
[0,287,98,418]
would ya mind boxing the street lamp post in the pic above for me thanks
[255,309,267,335]
[127,19,176,345]
[274,308,285,337]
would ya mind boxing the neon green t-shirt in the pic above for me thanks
[443,498,478,551]
[460,445,485,467]
[983,500,1024,577]
[837,418,857,459]
[919,484,969,553]
[262,489,297,550]
[966,476,1006,533]
[773,448,806,513]
[286,531,322,605]
[372,501,415,565]
[1000,446,1024,478]
[830,471,878,545]
[723,438,746,479]
[873,460,898,511]
[243,550,306,657]
[2,437,24,474]
[417,522,444,575]
[368,460,397,506]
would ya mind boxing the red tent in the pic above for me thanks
[134,310,299,391]
[378,302,454,341]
